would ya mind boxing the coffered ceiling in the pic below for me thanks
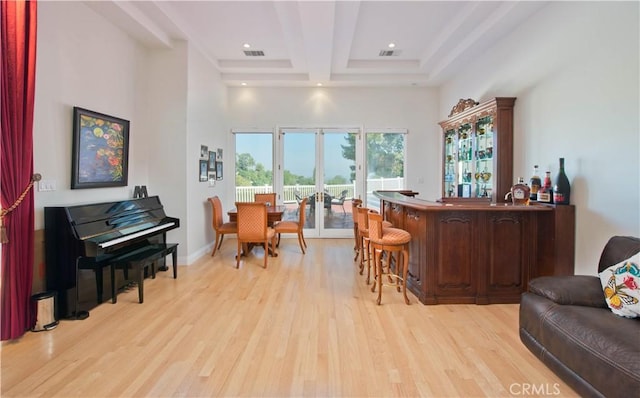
[86,1,549,87]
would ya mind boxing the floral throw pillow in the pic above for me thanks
[598,254,640,318]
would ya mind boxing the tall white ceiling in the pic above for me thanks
[85,0,549,87]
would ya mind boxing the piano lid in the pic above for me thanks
[65,196,173,242]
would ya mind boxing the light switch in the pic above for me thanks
[39,180,57,192]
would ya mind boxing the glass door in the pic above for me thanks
[321,129,358,237]
[280,128,358,238]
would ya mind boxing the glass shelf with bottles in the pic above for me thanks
[441,115,496,199]
[439,97,516,203]
[444,130,456,186]
[456,124,473,197]
[473,116,494,198]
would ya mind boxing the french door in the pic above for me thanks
[278,128,361,238]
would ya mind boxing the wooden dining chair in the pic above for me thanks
[208,196,237,257]
[235,202,277,269]
[274,197,308,254]
[254,193,276,206]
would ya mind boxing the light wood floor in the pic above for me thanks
[1,239,577,397]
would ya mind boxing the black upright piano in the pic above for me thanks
[45,196,180,319]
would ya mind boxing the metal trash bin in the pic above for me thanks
[31,291,59,331]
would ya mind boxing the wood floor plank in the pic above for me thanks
[1,239,578,397]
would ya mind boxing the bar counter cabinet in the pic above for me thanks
[375,191,575,305]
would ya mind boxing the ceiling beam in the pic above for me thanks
[427,1,520,82]
[332,1,361,71]
[296,1,336,83]
[84,0,173,48]
[273,1,307,71]
[418,2,481,72]
[151,1,220,70]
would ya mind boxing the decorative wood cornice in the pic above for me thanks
[438,97,512,130]
[448,98,479,117]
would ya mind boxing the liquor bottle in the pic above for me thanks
[529,165,541,201]
[538,171,553,203]
[505,177,530,205]
[553,157,571,205]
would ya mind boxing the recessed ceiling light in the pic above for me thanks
[388,42,396,48]
[317,83,323,86]
[243,43,251,48]
[241,82,247,86]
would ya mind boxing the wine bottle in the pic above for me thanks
[538,171,553,203]
[553,157,571,205]
[529,165,541,201]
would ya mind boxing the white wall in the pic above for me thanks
[134,41,189,258]
[439,1,640,275]
[227,87,441,203]
[34,1,141,221]
[186,45,229,263]
[33,2,228,265]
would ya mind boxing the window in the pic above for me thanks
[234,132,273,202]
[364,130,407,210]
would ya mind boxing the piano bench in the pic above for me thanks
[110,243,179,304]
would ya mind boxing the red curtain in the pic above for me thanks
[1,0,38,340]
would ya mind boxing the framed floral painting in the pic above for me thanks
[71,107,130,189]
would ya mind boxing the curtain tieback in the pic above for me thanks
[1,173,41,243]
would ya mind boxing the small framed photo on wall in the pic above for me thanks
[199,159,208,182]
[208,151,216,170]
[215,161,223,180]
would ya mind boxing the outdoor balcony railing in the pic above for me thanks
[235,177,404,206]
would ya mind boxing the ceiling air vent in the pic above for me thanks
[243,50,265,57]
[379,49,400,56]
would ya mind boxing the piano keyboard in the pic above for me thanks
[99,222,176,248]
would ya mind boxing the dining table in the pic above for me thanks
[227,204,285,226]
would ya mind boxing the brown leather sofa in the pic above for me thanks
[519,236,640,398]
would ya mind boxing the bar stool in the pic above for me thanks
[351,198,363,261]
[357,207,393,284]
[357,207,372,281]
[367,211,411,305]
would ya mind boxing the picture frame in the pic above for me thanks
[215,161,223,180]
[200,145,208,159]
[208,151,216,170]
[216,148,223,161]
[71,107,130,189]
[199,159,208,182]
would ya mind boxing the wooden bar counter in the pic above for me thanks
[374,191,575,305]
